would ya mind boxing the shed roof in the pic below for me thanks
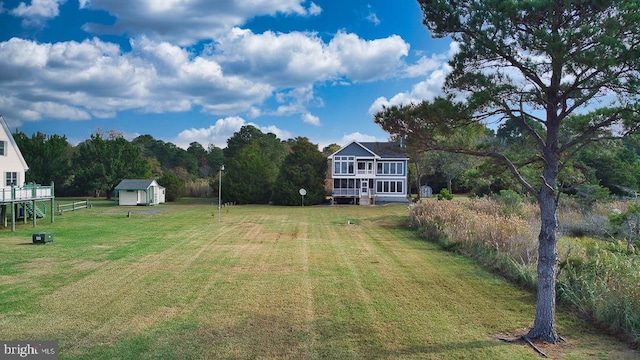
[115,179,162,190]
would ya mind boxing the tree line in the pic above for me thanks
[407,117,640,201]
[13,125,330,206]
[15,119,640,207]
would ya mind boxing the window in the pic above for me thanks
[376,180,404,194]
[333,156,355,175]
[0,140,5,156]
[376,161,404,175]
[5,172,18,187]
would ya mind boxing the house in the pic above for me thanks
[114,179,166,206]
[0,115,55,231]
[0,115,28,189]
[328,141,409,205]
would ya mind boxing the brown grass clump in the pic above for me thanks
[409,198,539,268]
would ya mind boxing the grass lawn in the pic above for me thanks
[0,198,636,359]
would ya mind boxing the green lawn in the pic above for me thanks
[0,199,635,359]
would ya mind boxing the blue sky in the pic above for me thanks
[0,0,454,149]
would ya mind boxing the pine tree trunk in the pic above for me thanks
[527,144,561,343]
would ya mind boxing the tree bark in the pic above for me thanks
[527,125,561,343]
[527,189,560,342]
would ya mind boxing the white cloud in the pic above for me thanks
[173,116,292,148]
[368,48,454,115]
[258,124,292,140]
[268,86,323,119]
[10,0,65,26]
[174,116,247,148]
[247,107,261,119]
[212,28,336,87]
[0,4,422,133]
[448,41,460,58]
[328,32,409,82]
[80,0,320,46]
[339,132,380,145]
[302,112,320,126]
[366,11,380,26]
[308,2,322,16]
[212,28,409,87]
[403,54,445,78]
[0,37,274,123]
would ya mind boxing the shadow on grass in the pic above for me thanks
[388,340,509,356]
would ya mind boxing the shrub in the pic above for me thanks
[436,188,453,200]
[158,172,186,202]
[492,189,524,217]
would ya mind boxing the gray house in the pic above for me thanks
[328,141,409,205]
[115,179,166,206]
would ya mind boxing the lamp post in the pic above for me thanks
[218,165,224,223]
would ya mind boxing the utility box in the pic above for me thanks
[32,232,53,244]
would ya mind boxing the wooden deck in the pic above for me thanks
[0,183,55,231]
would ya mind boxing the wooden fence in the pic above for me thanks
[57,200,91,214]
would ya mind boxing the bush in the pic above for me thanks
[436,188,453,200]
[158,172,186,202]
[492,189,524,217]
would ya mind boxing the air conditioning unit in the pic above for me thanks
[32,232,53,244]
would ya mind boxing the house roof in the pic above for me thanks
[0,115,29,171]
[359,142,408,158]
[328,141,408,159]
[115,179,163,190]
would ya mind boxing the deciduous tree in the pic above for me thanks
[13,131,72,193]
[72,131,149,199]
[272,137,327,206]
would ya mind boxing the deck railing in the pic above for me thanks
[0,183,54,203]
[332,189,358,197]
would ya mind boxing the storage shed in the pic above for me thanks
[115,179,165,206]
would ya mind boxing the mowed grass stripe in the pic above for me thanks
[14,206,238,355]
[0,201,635,359]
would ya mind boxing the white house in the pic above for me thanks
[1,115,55,231]
[328,141,409,205]
[0,115,28,190]
[115,179,166,206]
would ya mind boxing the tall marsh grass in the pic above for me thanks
[558,241,640,345]
[409,196,640,346]
[409,197,540,288]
